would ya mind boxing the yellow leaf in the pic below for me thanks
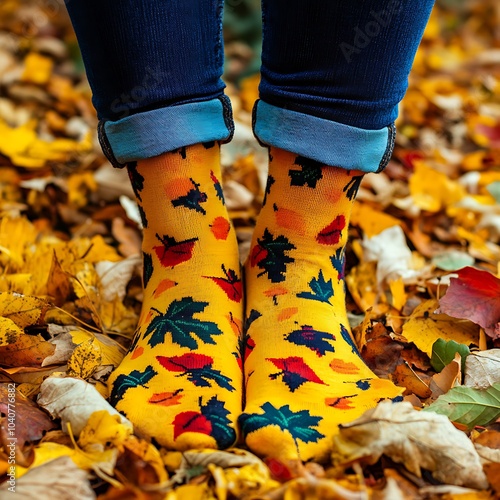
[122,435,168,483]
[388,278,407,311]
[97,297,138,336]
[16,441,118,481]
[22,52,54,85]
[173,483,214,500]
[0,216,39,269]
[345,261,379,311]
[67,172,97,208]
[409,161,466,212]
[69,330,125,368]
[67,338,101,379]
[78,410,132,449]
[351,202,401,237]
[0,317,23,346]
[0,292,46,328]
[401,299,479,356]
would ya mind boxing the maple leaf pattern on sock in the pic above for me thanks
[108,144,242,451]
[241,147,403,462]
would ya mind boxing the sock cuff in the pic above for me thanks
[253,100,395,173]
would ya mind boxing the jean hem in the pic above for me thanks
[98,95,234,167]
[252,100,395,173]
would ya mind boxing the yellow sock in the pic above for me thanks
[240,147,402,462]
[108,143,243,450]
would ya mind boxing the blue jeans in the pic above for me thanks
[66,0,434,173]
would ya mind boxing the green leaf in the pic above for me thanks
[144,297,222,348]
[430,338,470,372]
[297,270,334,304]
[239,402,324,444]
[423,383,500,429]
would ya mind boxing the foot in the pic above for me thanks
[108,143,243,450]
[239,148,402,462]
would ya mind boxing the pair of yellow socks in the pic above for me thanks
[108,143,401,461]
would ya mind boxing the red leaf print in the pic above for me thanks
[250,244,268,267]
[205,266,242,302]
[153,234,197,267]
[437,266,500,339]
[173,411,212,440]
[157,353,213,372]
[267,356,325,385]
[316,215,345,245]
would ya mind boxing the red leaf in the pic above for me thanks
[204,266,242,302]
[153,235,197,267]
[437,266,500,339]
[267,356,325,384]
[250,244,268,267]
[157,353,213,372]
[316,215,345,245]
[173,411,212,439]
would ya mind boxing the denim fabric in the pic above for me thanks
[66,0,433,170]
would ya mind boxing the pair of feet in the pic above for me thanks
[107,143,401,463]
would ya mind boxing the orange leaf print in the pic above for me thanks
[226,313,242,337]
[325,396,356,410]
[164,177,195,199]
[274,205,306,235]
[263,285,288,298]
[153,278,177,298]
[149,389,183,407]
[277,307,298,322]
[131,346,144,360]
[210,216,230,240]
[330,358,360,375]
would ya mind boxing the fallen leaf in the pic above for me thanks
[332,400,488,489]
[424,383,500,429]
[0,334,55,367]
[37,376,132,436]
[362,225,422,286]
[402,299,479,356]
[464,349,500,389]
[437,266,500,339]
[0,317,23,346]
[430,338,470,373]
[428,352,462,401]
[0,456,95,500]
[0,383,55,448]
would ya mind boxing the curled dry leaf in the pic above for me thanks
[464,349,500,389]
[37,376,132,436]
[0,456,95,500]
[331,400,488,490]
[362,225,422,286]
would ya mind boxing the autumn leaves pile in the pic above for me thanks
[1,1,500,499]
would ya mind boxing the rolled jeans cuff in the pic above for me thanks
[98,95,234,167]
[252,100,395,173]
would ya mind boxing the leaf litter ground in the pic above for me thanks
[1,1,500,499]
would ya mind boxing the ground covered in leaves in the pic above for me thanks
[1,1,500,499]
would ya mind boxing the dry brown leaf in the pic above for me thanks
[0,456,95,499]
[0,383,55,448]
[37,376,132,436]
[332,401,488,490]
[464,349,500,389]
